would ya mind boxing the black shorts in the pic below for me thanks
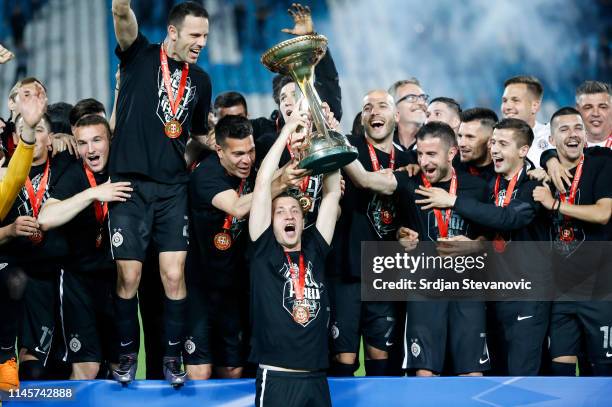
[403,301,489,374]
[328,277,396,354]
[550,301,612,365]
[184,286,248,367]
[60,269,116,364]
[108,175,189,261]
[19,268,59,364]
[255,368,331,407]
[491,301,551,376]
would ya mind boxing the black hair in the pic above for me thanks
[504,75,544,100]
[429,97,461,114]
[415,121,457,148]
[460,107,498,129]
[69,98,106,127]
[47,102,73,134]
[550,106,582,128]
[168,1,209,28]
[272,74,294,105]
[214,114,253,147]
[494,118,534,147]
[214,91,248,114]
[73,114,112,139]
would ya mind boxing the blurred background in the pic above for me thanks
[0,0,611,129]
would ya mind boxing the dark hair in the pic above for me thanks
[47,102,73,134]
[460,107,498,129]
[550,106,582,128]
[351,112,364,138]
[575,80,611,99]
[73,114,112,139]
[415,121,457,148]
[215,115,253,147]
[39,113,52,131]
[272,74,294,105]
[429,97,461,114]
[494,118,534,147]
[504,75,543,100]
[168,1,209,28]
[214,91,248,114]
[69,98,106,127]
[272,191,302,211]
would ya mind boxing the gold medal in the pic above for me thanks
[493,233,506,253]
[299,194,313,212]
[213,231,232,251]
[292,304,310,324]
[381,209,394,225]
[29,229,44,245]
[164,119,182,139]
[559,224,574,242]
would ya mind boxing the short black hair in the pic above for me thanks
[504,75,544,100]
[550,106,582,128]
[69,98,106,127]
[272,74,294,105]
[494,118,534,147]
[39,113,52,131]
[215,114,253,148]
[47,102,73,134]
[168,1,208,28]
[429,97,461,114]
[575,80,611,100]
[73,114,112,139]
[460,107,498,129]
[416,121,457,148]
[214,91,248,114]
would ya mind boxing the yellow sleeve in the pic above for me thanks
[0,140,34,221]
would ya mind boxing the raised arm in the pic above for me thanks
[316,170,341,244]
[249,118,307,241]
[343,159,398,195]
[112,0,138,51]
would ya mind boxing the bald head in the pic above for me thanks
[361,90,398,142]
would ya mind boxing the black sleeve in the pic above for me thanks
[593,157,612,202]
[586,146,612,158]
[50,164,86,201]
[251,117,276,141]
[115,32,149,66]
[454,183,540,232]
[540,148,558,171]
[306,227,332,258]
[250,225,278,257]
[314,49,342,121]
[190,71,212,136]
[190,163,235,208]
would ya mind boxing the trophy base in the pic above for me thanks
[299,145,358,175]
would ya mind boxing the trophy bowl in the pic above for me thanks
[261,35,357,174]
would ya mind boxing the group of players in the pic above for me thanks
[0,1,610,406]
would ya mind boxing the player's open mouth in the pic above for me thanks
[370,118,385,129]
[493,157,504,167]
[286,109,293,117]
[87,155,101,166]
[189,48,200,59]
[566,140,580,148]
[589,119,601,127]
[423,167,436,175]
[284,224,295,232]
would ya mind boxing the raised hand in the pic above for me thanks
[0,44,15,64]
[281,3,314,36]
[17,83,48,129]
[532,181,555,210]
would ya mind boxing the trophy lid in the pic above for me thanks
[261,35,328,78]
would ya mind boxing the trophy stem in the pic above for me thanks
[295,77,330,139]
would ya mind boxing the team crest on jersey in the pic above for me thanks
[111,229,124,248]
[410,340,421,357]
[280,260,323,327]
[184,338,196,355]
[69,337,81,353]
[551,190,586,257]
[156,66,196,133]
[367,194,397,238]
[330,324,340,339]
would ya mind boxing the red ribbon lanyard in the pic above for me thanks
[468,166,480,176]
[366,140,395,171]
[285,251,305,300]
[25,160,50,218]
[558,155,584,221]
[159,45,189,117]
[494,169,522,207]
[286,141,310,193]
[605,135,612,149]
[420,170,458,238]
[221,179,246,230]
[84,164,108,225]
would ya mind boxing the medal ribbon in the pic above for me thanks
[605,135,612,148]
[494,169,522,207]
[84,164,108,226]
[558,155,584,223]
[221,179,246,230]
[366,140,395,171]
[285,251,305,300]
[159,45,189,117]
[420,170,458,238]
[25,160,50,218]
